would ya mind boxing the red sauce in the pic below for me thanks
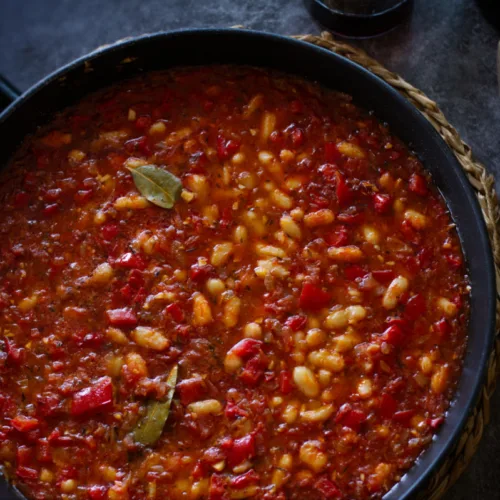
[0,66,469,499]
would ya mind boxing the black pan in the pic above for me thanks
[0,29,496,500]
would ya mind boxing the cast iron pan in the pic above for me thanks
[0,29,495,500]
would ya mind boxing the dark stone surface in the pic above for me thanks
[0,0,499,498]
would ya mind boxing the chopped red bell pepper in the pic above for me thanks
[408,173,427,196]
[335,171,353,207]
[381,325,404,346]
[177,377,207,405]
[335,403,367,432]
[71,376,113,417]
[324,141,341,162]
[166,302,184,323]
[285,315,307,332]
[222,434,256,467]
[315,476,343,499]
[230,469,259,488]
[12,415,40,433]
[229,338,263,359]
[404,294,426,321]
[344,265,366,281]
[114,252,146,270]
[279,370,294,394]
[373,193,392,214]
[392,409,416,425]
[106,308,138,327]
[372,269,395,283]
[299,283,330,311]
[378,393,398,419]
[190,264,215,283]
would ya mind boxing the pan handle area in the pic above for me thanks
[0,75,21,113]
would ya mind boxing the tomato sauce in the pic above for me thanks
[0,66,469,499]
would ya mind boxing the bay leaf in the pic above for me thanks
[133,364,178,446]
[127,165,182,209]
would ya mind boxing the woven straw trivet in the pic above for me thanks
[293,31,500,499]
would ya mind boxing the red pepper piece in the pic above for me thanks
[408,173,428,196]
[392,409,416,425]
[124,136,151,156]
[429,417,445,430]
[71,376,113,417]
[88,485,109,500]
[36,393,61,418]
[445,253,462,269]
[36,438,52,463]
[290,127,305,148]
[190,264,215,283]
[335,171,353,207]
[373,193,392,214]
[12,415,39,433]
[208,473,227,500]
[344,265,366,281]
[13,191,30,208]
[128,269,145,289]
[225,401,249,420]
[279,370,294,394]
[135,115,152,130]
[4,337,24,365]
[240,353,267,387]
[326,225,349,247]
[434,318,451,338]
[223,434,256,467]
[166,302,184,323]
[43,203,59,217]
[74,189,93,205]
[381,325,404,346]
[335,403,366,432]
[229,338,263,359]
[16,466,38,481]
[16,446,34,466]
[324,141,341,162]
[177,377,207,405]
[106,308,138,327]
[217,135,241,161]
[337,209,365,225]
[230,469,259,488]
[299,283,330,311]
[378,393,398,419]
[315,476,343,499]
[285,315,307,332]
[114,252,146,270]
[372,269,395,283]
[404,294,426,321]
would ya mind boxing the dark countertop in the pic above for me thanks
[1,0,499,498]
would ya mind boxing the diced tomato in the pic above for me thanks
[208,473,227,500]
[434,318,451,338]
[106,308,138,327]
[279,370,294,394]
[299,283,330,311]
[71,376,113,417]
[36,393,61,417]
[43,203,59,216]
[392,409,416,425]
[240,353,267,387]
[101,223,119,240]
[335,172,353,207]
[124,135,151,156]
[16,445,34,466]
[88,485,109,500]
[373,193,392,214]
[230,469,259,488]
[4,337,24,365]
[314,476,343,499]
[13,191,30,208]
[127,269,144,289]
[222,434,256,467]
[404,294,426,321]
[445,253,462,269]
[290,127,305,148]
[381,325,404,346]
[16,466,38,480]
[408,173,427,196]
[335,404,366,432]
[74,189,93,204]
[177,377,207,405]
[229,338,263,359]
[344,265,366,281]
[217,135,241,160]
[225,401,249,420]
[372,269,395,283]
[190,264,215,283]
[114,252,146,270]
[135,115,152,130]
[337,209,365,225]
[378,393,398,419]
[12,415,39,433]
[166,302,184,323]
[325,142,341,162]
[326,225,349,247]
[285,315,307,332]
[36,438,52,463]
[429,417,445,430]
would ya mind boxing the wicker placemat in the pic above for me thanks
[294,31,500,499]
